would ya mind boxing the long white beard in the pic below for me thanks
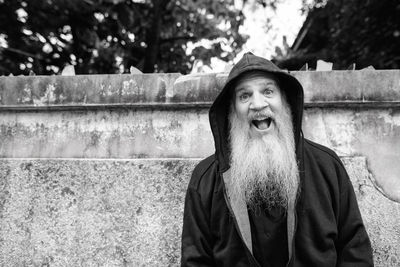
[228,102,300,211]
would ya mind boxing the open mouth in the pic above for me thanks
[252,117,272,130]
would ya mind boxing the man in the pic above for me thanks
[181,52,373,266]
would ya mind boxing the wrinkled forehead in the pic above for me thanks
[233,71,281,92]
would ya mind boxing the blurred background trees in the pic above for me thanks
[1,0,399,75]
[274,0,400,70]
[0,0,249,75]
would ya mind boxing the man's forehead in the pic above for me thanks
[234,71,279,91]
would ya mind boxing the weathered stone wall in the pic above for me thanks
[0,71,399,266]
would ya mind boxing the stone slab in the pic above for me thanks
[0,109,213,159]
[0,158,398,266]
[0,159,198,266]
[292,70,400,102]
[0,74,181,106]
[1,71,400,107]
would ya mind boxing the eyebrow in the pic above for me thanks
[258,81,277,87]
[235,87,247,93]
[235,81,277,92]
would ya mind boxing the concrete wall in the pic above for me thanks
[1,71,400,266]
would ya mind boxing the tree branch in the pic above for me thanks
[0,46,44,60]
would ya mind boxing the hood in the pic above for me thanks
[209,52,304,172]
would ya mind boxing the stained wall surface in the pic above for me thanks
[0,72,399,266]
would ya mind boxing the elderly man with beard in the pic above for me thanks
[181,52,373,267]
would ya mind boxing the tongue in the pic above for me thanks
[255,120,269,130]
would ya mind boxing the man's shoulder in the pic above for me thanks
[303,139,352,191]
[303,138,345,168]
[188,154,219,192]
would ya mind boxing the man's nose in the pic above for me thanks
[250,92,268,110]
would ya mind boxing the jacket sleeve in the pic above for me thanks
[336,163,374,267]
[181,187,214,266]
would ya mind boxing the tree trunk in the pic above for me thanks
[143,0,169,73]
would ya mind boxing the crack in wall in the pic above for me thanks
[364,157,400,203]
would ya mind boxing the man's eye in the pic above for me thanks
[239,93,250,102]
[263,88,273,96]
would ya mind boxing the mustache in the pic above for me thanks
[248,110,275,121]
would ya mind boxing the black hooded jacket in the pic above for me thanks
[181,53,373,267]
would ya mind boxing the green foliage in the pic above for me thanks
[276,0,400,70]
[0,0,248,75]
